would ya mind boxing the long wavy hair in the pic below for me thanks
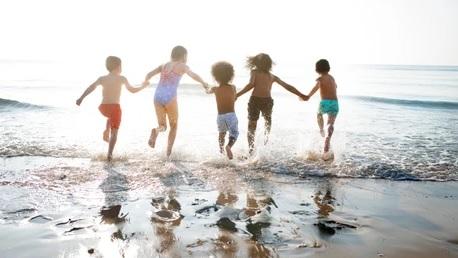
[246,53,274,73]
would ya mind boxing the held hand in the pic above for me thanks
[142,81,149,88]
[203,83,211,93]
[299,94,309,101]
[76,98,82,106]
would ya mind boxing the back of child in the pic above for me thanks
[142,46,209,157]
[76,56,147,161]
[236,53,306,155]
[208,61,238,159]
[305,59,338,158]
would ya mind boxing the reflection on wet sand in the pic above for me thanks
[99,167,129,241]
[245,190,275,258]
[210,185,278,258]
[216,191,239,206]
[214,192,239,257]
[312,180,356,236]
[150,195,183,256]
[314,181,335,218]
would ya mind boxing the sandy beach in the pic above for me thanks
[1,156,457,258]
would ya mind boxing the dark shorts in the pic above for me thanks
[248,96,274,121]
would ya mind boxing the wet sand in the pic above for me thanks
[0,156,457,258]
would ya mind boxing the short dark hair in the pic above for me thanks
[106,56,121,72]
[316,59,330,74]
[171,45,187,61]
[246,53,274,72]
[212,61,234,85]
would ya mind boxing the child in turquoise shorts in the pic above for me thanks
[305,59,339,155]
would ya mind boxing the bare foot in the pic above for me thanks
[322,151,334,161]
[107,154,113,162]
[320,130,325,137]
[225,145,233,160]
[248,147,255,157]
[166,149,172,158]
[103,129,110,142]
[148,129,158,148]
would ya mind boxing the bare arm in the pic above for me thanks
[124,77,147,93]
[143,65,162,86]
[76,77,101,106]
[236,72,255,98]
[274,75,307,99]
[186,68,208,90]
[307,81,320,98]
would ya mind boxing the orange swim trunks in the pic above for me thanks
[98,104,122,129]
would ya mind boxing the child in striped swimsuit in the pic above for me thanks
[142,46,209,157]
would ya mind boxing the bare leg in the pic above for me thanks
[263,115,272,145]
[166,99,178,157]
[225,136,236,160]
[103,120,110,142]
[149,102,167,148]
[247,120,257,155]
[219,132,226,154]
[107,128,118,161]
[317,113,325,137]
[324,116,336,153]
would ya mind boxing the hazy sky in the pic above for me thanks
[1,0,457,68]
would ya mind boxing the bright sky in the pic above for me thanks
[1,0,457,74]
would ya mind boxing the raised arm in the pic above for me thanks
[185,67,209,90]
[76,77,101,106]
[143,65,162,86]
[274,75,307,99]
[307,81,320,98]
[123,77,147,93]
[236,71,255,98]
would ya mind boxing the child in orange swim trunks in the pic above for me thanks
[76,56,147,161]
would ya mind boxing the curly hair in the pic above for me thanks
[212,61,234,85]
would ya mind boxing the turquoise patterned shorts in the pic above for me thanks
[318,99,339,116]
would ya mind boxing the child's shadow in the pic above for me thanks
[99,166,129,205]
[99,166,129,242]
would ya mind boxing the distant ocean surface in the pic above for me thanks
[1,62,457,181]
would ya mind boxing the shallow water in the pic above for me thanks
[1,63,457,181]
